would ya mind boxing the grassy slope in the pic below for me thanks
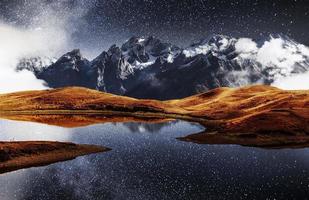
[171,85,309,134]
[0,85,308,135]
[0,141,110,174]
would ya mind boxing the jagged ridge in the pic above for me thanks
[17,35,309,100]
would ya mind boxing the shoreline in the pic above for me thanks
[0,141,110,174]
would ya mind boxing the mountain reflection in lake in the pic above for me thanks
[0,118,309,200]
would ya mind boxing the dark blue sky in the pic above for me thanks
[0,0,308,54]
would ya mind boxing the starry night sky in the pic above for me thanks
[0,0,308,54]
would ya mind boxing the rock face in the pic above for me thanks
[36,49,92,88]
[17,35,309,100]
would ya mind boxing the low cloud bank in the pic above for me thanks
[0,23,67,93]
[235,36,309,90]
[0,0,94,94]
[272,72,309,90]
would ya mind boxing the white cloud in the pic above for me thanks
[183,44,210,57]
[256,37,309,73]
[235,38,258,54]
[0,20,68,93]
[255,37,309,90]
[0,22,70,93]
[272,72,309,90]
[173,35,309,90]
[0,1,95,94]
[234,36,309,89]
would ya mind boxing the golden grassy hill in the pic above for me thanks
[0,85,308,135]
[171,85,309,134]
[0,141,110,174]
[0,87,182,113]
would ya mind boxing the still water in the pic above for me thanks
[0,119,309,200]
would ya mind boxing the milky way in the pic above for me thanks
[0,0,308,53]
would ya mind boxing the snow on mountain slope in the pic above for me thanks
[16,34,309,99]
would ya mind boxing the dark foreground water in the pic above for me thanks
[0,119,309,200]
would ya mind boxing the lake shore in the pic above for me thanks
[0,141,110,174]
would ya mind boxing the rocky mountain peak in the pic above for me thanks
[16,34,309,100]
[57,49,83,63]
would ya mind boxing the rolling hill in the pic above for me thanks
[1,85,308,135]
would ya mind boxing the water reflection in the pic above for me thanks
[0,119,309,199]
[0,119,72,141]
[0,114,173,128]
[122,120,185,133]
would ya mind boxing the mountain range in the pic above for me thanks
[17,34,309,100]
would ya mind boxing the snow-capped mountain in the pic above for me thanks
[17,35,309,100]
